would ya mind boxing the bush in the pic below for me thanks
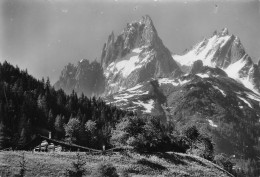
[182,125,214,161]
[200,136,214,161]
[183,125,200,151]
[91,162,119,177]
[66,153,86,177]
[111,115,186,153]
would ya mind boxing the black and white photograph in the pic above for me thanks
[0,0,260,176]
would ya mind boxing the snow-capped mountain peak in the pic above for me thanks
[173,28,234,68]
[172,28,260,93]
[101,15,181,95]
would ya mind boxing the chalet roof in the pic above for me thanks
[21,135,101,152]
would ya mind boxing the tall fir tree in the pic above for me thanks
[0,122,7,149]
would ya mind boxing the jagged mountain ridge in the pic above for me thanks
[55,15,182,96]
[54,59,105,96]
[173,28,260,93]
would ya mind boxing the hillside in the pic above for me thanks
[0,151,233,177]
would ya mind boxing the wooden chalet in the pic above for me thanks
[22,134,101,153]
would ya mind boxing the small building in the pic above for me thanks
[22,134,99,152]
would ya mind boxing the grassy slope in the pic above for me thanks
[0,151,233,177]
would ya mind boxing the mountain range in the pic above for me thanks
[54,15,260,159]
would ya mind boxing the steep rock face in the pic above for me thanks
[248,64,260,91]
[54,59,105,96]
[102,15,181,95]
[173,28,260,93]
[54,63,77,94]
[223,54,260,92]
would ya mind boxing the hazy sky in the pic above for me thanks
[0,0,260,83]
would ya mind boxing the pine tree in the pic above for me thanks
[45,77,51,90]
[48,109,54,129]
[18,128,27,147]
[37,94,48,117]
[54,115,64,138]
[0,122,7,149]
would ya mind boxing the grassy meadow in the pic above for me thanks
[0,151,233,177]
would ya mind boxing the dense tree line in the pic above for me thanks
[0,61,132,149]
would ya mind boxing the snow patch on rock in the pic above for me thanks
[132,99,154,113]
[104,50,152,78]
[158,78,179,86]
[178,79,190,85]
[196,73,210,78]
[224,57,247,80]
[238,96,252,108]
[246,92,260,102]
[208,119,218,127]
[127,84,143,92]
[132,48,142,53]
[158,78,190,86]
[224,57,259,93]
[212,85,226,97]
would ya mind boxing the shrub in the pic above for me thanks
[182,125,214,161]
[66,153,86,177]
[111,115,186,153]
[200,136,214,161]
[183,125,200,151]
[91,162,119,177]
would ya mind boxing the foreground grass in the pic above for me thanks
[0,151,232,177]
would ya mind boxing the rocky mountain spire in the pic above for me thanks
[101,15,165,69]
[101,15,182,95]
[54,59,105,96]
